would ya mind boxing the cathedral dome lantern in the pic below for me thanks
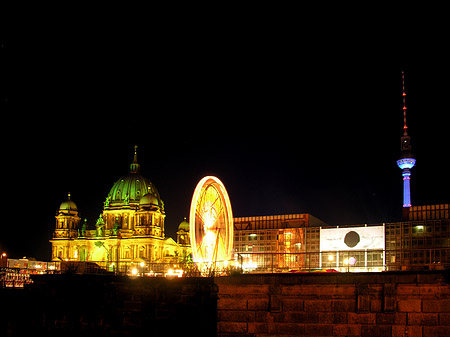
[129,145,140,174]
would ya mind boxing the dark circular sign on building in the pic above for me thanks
[344,231,360,248]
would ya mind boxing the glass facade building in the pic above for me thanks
[233,214,327,272]
[233,204,450,272]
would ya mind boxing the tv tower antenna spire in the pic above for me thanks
[402,70,408,136]
[396,71,416,213]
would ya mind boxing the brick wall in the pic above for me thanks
[216,271,450,337]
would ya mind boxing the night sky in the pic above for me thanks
[2,12,449,259]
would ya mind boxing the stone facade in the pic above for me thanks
[215,271,450,337]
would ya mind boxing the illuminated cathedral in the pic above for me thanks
[50,146,191,267]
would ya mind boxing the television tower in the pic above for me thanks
[396,71,416,211]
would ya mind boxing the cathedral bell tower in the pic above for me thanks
[53,193,81,240]
[51,193,81,261]
[177,218,190,246]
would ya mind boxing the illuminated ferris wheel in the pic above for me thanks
[189,176,233,268]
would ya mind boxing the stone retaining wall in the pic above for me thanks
[215,271,450,337]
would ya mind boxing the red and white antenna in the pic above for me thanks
[402,70,408,136]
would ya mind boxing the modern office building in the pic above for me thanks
[233,213,327,272]
[233,204,450,273]
[384,204,450,270]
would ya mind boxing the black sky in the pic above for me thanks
[2,11,449,259]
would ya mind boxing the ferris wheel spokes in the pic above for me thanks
[189,176,234,274]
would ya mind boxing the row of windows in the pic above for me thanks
[385,221,449,231]
[413,204,449,211]
[235,214,306,223]
[386,227,449,236]
[234,245,278,253]
[409,210,449,221]
[235,234,279,242]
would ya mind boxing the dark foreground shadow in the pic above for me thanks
[0,274,217,337]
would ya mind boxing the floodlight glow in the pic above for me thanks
[189,176,233,271]
[166,269,183,278]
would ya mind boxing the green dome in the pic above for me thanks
[59,193,78,214]
[107,173,161,207]
[60,200,78,212]
[139,192,160,208]
[104,146,163,210]
[178,218,190,231]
